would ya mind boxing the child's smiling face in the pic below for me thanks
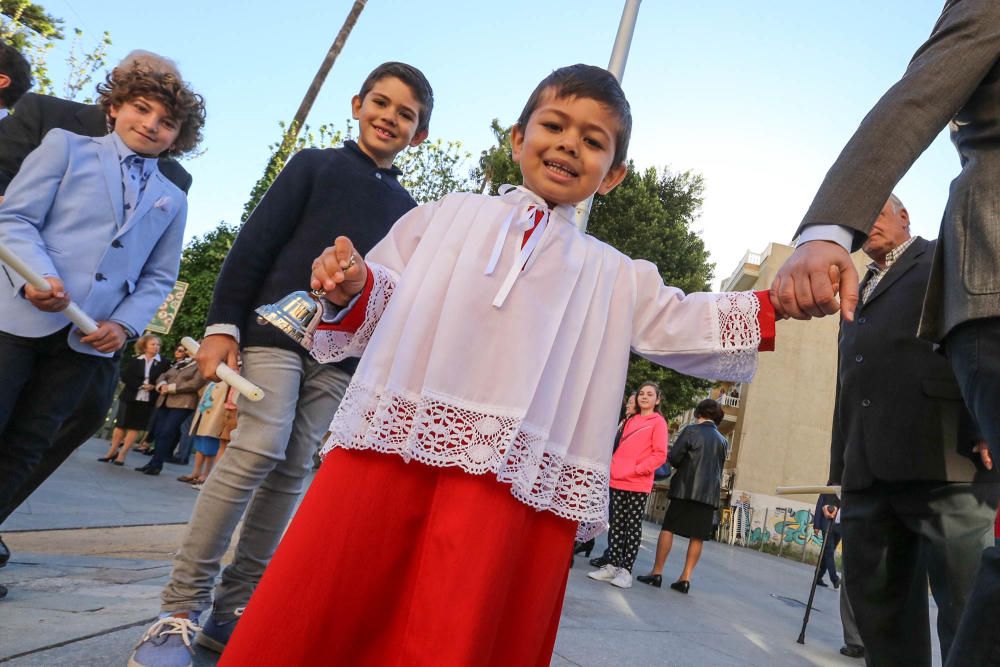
[110,96,180,157]
[352,75,427,169]
[511,89,627,208]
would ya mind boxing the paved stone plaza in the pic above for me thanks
[0,439,941,666]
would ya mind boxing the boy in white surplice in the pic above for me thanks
[222,64,776,666]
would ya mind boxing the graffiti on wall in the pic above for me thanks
[773,509,823,546]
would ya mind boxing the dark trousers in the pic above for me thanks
[944,318,1000,667]
[841,481,997,667]
[0,328,111,513]
[146,407,193,471]
[0,351,118,523]
[820,525,841,584]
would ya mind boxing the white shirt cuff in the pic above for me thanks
[204,323,240,344]
[795,224,854,252]
[321,293,363,323]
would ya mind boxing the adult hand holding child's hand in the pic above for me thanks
[312,236,367,307]
[24,276,70,312]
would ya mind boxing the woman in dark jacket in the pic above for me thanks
[637,399,728,593]
[99,335,168,465]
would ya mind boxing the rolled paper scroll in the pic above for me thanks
[0,240,99,334]
[180,336,265,402]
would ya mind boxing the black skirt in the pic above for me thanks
[661,497,715,540]
[114,398,155,431]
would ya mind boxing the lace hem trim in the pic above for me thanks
[310,263,398,364]
[320,382,609,541]
[713,291,761,382]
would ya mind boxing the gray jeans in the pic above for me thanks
[160,347,350,619]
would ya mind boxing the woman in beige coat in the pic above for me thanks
[179,380,230,487]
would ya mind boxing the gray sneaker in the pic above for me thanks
[128,617,200,667]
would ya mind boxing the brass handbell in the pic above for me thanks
[255,289,326,350]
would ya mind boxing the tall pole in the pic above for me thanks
[575,0,643,231]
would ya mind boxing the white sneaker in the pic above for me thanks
[588,563,618,582]
[610,567,633,588]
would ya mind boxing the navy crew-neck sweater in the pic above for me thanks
[206,140,416,374]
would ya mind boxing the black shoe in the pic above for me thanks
[97,456,115,462]
[135,464,150,472]
[840,645,865,659]
[816,579,829,588]
[669,580,690,594]
[589,555,611,568]
[142,467,161,476]
[573,539,595,557]
[0,536,9,567]
[0,583,6,599]
[112,460,125,466]
[637,573,662,588]
[832,578,841,590]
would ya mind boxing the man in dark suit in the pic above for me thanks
[770,3,1000,664]
[831,195,999,666]
[0,50,193,581]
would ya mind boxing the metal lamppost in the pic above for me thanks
[574,0,643,231]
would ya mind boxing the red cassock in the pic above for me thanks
[220,448,576,666]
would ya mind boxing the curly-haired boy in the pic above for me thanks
[0,64,207,590]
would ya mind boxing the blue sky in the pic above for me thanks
[43,0,955,285]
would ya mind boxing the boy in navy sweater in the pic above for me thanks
[130,62,433,667]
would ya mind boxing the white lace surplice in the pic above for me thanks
[311,187,762,540]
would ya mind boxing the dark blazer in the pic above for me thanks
[830,237,998,490]
[667,421,728,507]
[0,92,192,195]
[795,0,1000,342]
[118,356,170,404]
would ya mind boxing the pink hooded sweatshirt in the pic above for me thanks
[609,412,669,493]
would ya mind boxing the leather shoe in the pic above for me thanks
[833,578,841,590]
[135,464,150,472]
[142,468,161,476]
[816,579,828,587]
[0,583,6,599]
[0,536,9,567]
[636,573,662,588]
[669,580,690,594]
[840,645,865,659]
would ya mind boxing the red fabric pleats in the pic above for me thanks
[220,448,577,667]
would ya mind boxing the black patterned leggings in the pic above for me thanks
[607,488,648,572]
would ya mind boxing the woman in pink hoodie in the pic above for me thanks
[588,381,668,589]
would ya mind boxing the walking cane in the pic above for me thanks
[775,485,842,644]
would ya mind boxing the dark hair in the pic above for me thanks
[694,399,724,425]
[516,64,632,166]
[0,40,32,108]
[97,64,206,157]
[358,61,434,136]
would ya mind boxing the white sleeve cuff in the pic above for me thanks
[321,293,363,323]
[204,323,240,344]
[795,224,854,252]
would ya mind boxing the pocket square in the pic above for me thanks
[153,196,173,212]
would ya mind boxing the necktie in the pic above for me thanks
[123,155,144,222]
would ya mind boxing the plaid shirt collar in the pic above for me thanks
[862,236,916,303]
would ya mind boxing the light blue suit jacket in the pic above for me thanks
[0,129,187,356]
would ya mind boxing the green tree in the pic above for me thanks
[159,222,240,353]
[473,119,715,418]
[0,1,110,101]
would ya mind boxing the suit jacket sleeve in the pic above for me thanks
[0,129,71,292]
[205,150,316,328]
[797,0,1000,247]
[0,93,47,195]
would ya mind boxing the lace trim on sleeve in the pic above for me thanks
[320,382,610,542]
[714,291,761,382]
[309,262,397,363]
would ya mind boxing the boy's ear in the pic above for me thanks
[597,161,628,196]
[510,123,524,162]
[350,94,362,120]
[409,128,428,147]
[0,74,10,91]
